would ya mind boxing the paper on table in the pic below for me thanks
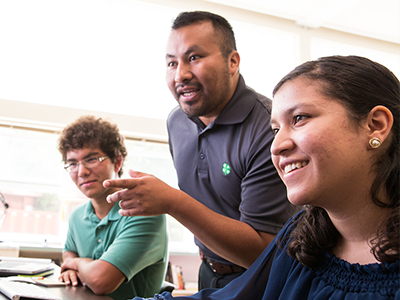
[33,278,66,287]
[6,276,66,287]
[17,269,54,277]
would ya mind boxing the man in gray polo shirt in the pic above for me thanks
[105,11,294,290]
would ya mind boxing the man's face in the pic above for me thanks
[165,21,236,124]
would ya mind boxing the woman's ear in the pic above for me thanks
[366,105,393,148]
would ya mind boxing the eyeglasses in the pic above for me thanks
[64,156,109,173]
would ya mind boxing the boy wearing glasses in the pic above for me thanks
[57,115,168,299]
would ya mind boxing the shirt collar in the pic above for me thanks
[107,202,123,221]
[83,201,122,224]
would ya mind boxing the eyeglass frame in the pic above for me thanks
[64,155,109,173]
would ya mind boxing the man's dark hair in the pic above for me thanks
[172,11,237,59]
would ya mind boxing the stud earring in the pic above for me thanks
[369,137,382,149]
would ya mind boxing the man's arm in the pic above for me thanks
[59,251,126,295]
[104,170,274,268]
[169,192,275,268]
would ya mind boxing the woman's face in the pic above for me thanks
[270,77,372,210]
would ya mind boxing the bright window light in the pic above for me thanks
[311,37,400,78]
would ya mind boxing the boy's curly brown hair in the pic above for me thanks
[58,115,127,177]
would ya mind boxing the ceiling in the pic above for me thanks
[205,0,400,44]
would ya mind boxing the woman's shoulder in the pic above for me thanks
[314,253,400,297]
[268,210,399,298]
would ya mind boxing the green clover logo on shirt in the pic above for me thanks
[222,163,231,175]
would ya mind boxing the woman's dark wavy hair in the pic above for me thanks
[58,115,127,177]
[273,55,400,268]
[171,11,236,59]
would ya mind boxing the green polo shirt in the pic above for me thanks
[64,201,168,299]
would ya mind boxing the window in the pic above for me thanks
[233,20,300,98]
[0,126,63,245]
[311,37,400,79]
[0,125,197,253]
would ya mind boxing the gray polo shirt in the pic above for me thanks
[167,75,293,264]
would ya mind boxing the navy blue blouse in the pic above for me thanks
[133,211,400,300]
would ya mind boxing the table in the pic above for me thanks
[0,284,113,300]
[0,263,112,300]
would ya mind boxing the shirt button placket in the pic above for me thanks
[96,225,103,244]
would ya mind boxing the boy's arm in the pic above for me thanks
[59,250,126,295]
